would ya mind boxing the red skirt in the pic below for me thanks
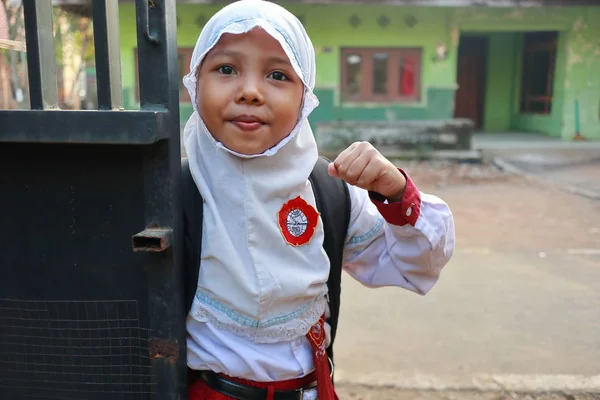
[188,371,317,400]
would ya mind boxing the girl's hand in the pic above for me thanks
[328,141,407,202]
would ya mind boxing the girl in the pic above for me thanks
[182,1,455,399]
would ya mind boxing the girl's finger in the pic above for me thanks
[343,150,371,185]
[335,142,362,177]
[356,157,385,189]
[332,142,356,165]
[327,162,340,178]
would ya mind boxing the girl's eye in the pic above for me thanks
[218,65,236,75]
[269,71,289,81]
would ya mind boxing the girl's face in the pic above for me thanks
[196,28,305,156]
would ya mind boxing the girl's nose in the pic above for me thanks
[235,75,265,105]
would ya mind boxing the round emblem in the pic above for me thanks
[278,197,320,247]
[287,209,308,237]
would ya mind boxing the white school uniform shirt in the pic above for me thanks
[186,173,455,381]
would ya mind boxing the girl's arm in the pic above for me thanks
[342,171,455,295]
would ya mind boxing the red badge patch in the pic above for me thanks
[278,196,320,247]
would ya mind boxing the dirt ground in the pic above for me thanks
[399,160,521,189]
[398,160,600,252]
[336,385,600,400]
[332,160,600,400]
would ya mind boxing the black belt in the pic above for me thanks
[194,370,317,400]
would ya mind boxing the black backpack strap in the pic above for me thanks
[309,156,351,365]
[182,158,203,315]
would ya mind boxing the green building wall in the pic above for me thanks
[295,5,458,123]
[118,4,600,140]
[455,7,600,139]
[481,32,518,132]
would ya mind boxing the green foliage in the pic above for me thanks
[52,7,95,66]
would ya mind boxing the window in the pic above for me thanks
[341,48,422,102]
[135,47,194,103]
[520,32,558,114]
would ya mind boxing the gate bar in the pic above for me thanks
[135,0,176,108]
[0,110,170,144]
[93,0,123,110]
[22,0,58,110]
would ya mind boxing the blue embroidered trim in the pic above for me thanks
[194,290,317,328]
[347,217,384,244]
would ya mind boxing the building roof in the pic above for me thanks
[271,0,600,4]
[50,0,600,6]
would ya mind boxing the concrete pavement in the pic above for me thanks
[473,133,600,200]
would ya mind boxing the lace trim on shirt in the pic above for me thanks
[347,216,384,245]
[189,291,327,344]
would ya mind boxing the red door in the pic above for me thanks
[454,37,488,129]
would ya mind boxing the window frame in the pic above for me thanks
[135,47,194,103]
[340,47,422,103]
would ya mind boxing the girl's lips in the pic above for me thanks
[230,115,265,131]
[231,121,264,131]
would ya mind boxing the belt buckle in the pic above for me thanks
[299,387,319,400]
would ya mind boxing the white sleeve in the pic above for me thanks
[342,171,455,295]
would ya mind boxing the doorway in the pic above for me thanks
[454,36,489,129]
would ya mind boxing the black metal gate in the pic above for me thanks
[0,1,185,398]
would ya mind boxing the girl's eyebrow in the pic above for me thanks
[206,50,291,66]
[206,49,239,60]
[266,56,292,66]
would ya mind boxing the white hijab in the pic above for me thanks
[183,0,330,344]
